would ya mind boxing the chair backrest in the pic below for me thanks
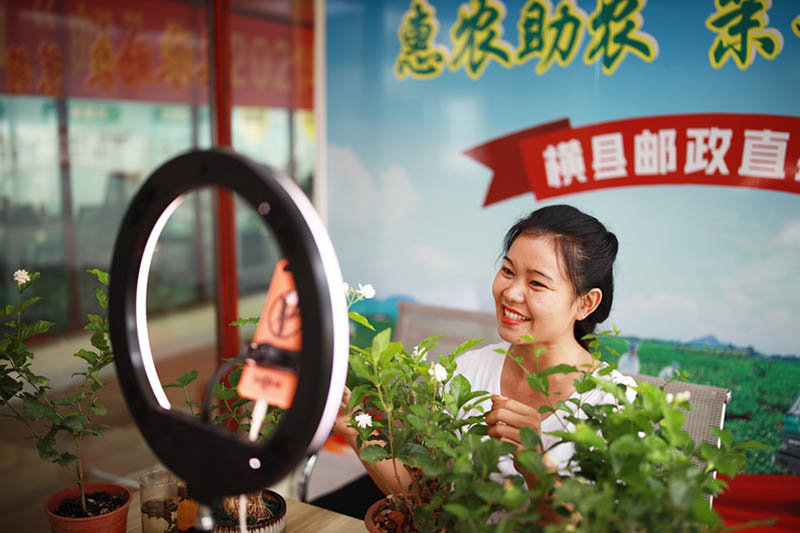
[393,301,732,451]
[623,373,731,450]
[393,301,502,357]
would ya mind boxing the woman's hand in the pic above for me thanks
[487,395,543,488]
[486,395,542,451]
[332,386,358,448]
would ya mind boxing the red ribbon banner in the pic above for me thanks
[465,114,800,206]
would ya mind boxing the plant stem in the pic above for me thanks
[375,382,414,517]
[75,435,87,515]
[183,385,196,417]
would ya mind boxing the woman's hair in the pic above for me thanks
[502,204,618,350]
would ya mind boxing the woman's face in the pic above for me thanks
[492,234,583,348]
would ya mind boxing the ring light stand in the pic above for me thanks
[108,150,348,513]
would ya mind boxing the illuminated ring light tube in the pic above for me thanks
[109,149,348,505]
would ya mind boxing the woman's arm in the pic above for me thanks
[332,390,412,496]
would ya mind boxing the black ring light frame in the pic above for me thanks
[109,149,348,505]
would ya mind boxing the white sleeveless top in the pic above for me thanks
[454,342,637,478]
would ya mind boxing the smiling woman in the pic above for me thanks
[456,204,636,480]
[331,204,637,500]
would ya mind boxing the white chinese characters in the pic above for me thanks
[739,129,789,179]
[541,126,793,189]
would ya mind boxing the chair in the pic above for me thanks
[393,300,501,357]
[623,373,731,452]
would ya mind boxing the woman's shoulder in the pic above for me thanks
[587,364,638,404]
[454,341,508,392]
[457,341,509,368]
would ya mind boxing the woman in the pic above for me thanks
[457,204,636,480]
[326,204,634,505]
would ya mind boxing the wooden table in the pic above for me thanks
[126,491,364,532]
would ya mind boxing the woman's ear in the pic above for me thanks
[577,288,602,320]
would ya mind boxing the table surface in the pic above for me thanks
[127,491,364,532]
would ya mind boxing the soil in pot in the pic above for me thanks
[365,498,413,533]
[211,489,287,533]
[53,490,127,518]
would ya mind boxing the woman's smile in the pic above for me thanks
[501,305,531,325]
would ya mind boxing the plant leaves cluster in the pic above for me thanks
[348,315,767,532]
[0,269,114,516]
[163,360,284,442]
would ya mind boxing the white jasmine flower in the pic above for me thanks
[665,393,674,404]
[355,412,373,429]
[358,283,375,299]
[343,282,350,293]
[429,363,447,382]
[637,431,646,438]
[13,269,30,286]
[675,391,691,404]
[411,344,420,358]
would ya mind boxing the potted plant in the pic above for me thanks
[0,269,132,532]
[164,340,287,532]
[344,300,769,531]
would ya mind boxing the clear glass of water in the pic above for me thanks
[139,469,178,533]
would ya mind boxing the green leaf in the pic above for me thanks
[61,414,88,432]
[84,314,105,332]
[230,317,259,326]
[176,370,199,387]
[370,328,392,361]
[74,349,99,366]
[22,320,53,339]
[93,287,108,309]
[86,269,110,286]
[520,425,541,449]
[90,331,110,355]
[56,452,79,466]
[53,392,86,406]
[571,424,607,451]
[378,367,401,382]
[475,481,505,503]
[213,384,239,401]
[452,338,483,357]
[443,503,471,520]
[406,414,426,431]
[732,440,772,451]
[527,374,549,395]
[359,444,389,463]
[448,374,470,411]
[37,432,58,462]
[0,376,23,400]
[710,427,733,448]
[349,355,374,382]
[540,364,578,377]
[89,403,107,416]
[348,384,369,412]
[348,311,374,331]
[23,398,56,421]
[17,296,42,314]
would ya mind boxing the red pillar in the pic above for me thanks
[210,0,239,363]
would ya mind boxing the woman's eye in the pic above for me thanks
[530,280,544,288]
[501,267,513,276]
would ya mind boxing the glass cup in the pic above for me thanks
[139,469,179,533]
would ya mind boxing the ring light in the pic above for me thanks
[109,149,348,505]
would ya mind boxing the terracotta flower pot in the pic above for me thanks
[44,482,132,533]
[364,497,399,533]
